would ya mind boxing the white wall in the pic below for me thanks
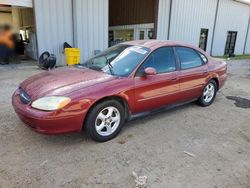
[0,0,32,7]
[157,0,171,40]
[34,0,74,65]
[73,0,109,61]
[168,0,218,54]
[212,0,250,55]
[245,21,250,54]
[0,12,12,25]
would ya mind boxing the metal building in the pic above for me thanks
[0,0,249,65]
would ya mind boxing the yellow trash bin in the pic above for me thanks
[65,48,80,65]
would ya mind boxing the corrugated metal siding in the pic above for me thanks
[212,0,250,55]
[245,22,250,53]
[168,0,218,54]
[34,0,73,65]
[156,0,171,40]
[0,0,32,7]
[73,0,109,61]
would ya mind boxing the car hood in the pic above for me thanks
[20,67,114,99]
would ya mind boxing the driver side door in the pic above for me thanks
[134,47,180,113]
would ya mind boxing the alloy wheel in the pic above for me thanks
[95,106,121,136]
[203,83,215,103]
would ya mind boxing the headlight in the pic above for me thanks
[31,96,71,111]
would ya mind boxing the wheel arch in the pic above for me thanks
[210,77,219,90]
[82,95,130,130]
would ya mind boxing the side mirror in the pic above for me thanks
[144,67,157,76]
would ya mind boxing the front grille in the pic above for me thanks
[19,87,31,104]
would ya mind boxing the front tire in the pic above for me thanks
[198,80,217,107]
[85,100,125,142]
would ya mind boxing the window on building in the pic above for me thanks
[199,28,209,51]
[224,31,237,56]
[139,31,145,40]
[137,47,176,75]
[108,31,114,47]
[176,47,203,70]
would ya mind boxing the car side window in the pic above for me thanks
[137,47,176,75]
[176,47,204,70]
[199,52,208,64]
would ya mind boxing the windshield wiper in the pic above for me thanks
[104,56,114,75]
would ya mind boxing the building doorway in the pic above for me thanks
[0,4,37,63]
[224,31,237,56]
[137,28,154,40]
[199,28,208,51]
[108,0,158,46]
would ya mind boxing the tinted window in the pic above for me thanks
[199,52,208,64]
[176,47,203,69]
[137,47,176,75]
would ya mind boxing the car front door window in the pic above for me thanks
[134,47,179,112]
[137,47,176,75]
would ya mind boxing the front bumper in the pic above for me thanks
[12,90,86,134]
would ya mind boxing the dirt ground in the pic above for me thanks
[0,59,250,188]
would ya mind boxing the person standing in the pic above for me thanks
[0,24,14,65]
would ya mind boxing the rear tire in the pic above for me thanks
[85,100,125,142]
[198,80,217,107]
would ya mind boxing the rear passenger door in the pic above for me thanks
[175,47,208,102]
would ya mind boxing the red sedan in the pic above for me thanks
[12,40,227,142]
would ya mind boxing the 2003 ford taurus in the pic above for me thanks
[12,40,227,142]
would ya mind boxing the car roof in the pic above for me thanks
[122,40,205,53]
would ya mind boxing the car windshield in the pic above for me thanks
[80,44,150,76]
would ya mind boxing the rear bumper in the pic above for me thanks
[12,90,86,134]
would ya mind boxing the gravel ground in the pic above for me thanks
[0,59,250,188]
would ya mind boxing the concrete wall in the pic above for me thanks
[212,0,250,55]
[73,0,109,61]
[34,0,74,65]
[0,0,32,7]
